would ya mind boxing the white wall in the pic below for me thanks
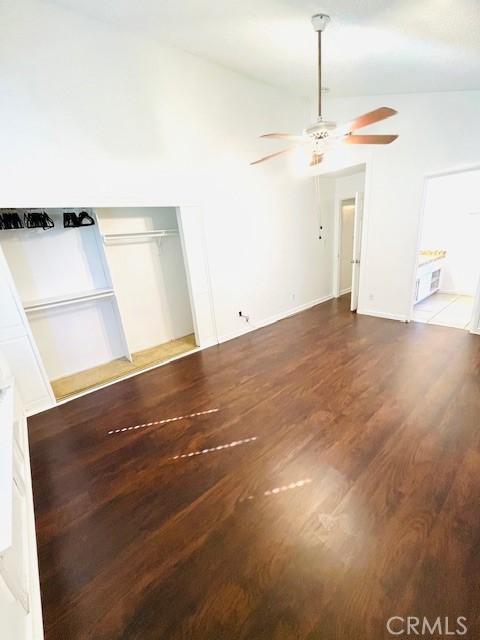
[420,169,480,296]
[0,0,332,346]
[0,215,109,303]
[317,91,480,327]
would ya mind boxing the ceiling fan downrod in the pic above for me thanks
[311,14,330,119]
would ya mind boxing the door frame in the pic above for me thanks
[350,191,364,312]
[176,206,218,348]
[407,162,480,334]
[314,161,369,310]
[333,197,356,299]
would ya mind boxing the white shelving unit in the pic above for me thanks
[0,205,218,411]
[0,209,133,387]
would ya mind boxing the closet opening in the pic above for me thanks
[0,207,199,400]
[410,167,480,333]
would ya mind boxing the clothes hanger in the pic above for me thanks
[78,211,95,226]
[63,210,95,228]
[1,210,24,229]
[24,210,54,230]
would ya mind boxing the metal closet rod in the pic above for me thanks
[102,229,178,243]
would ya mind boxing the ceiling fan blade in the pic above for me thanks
[310,153,323,166]
[250,147,296,165]
[344,134,398,145]
[260,133,308,143]
[336,107,397,135]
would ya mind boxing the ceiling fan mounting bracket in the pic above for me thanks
[311,14,330,32]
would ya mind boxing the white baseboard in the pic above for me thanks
[339,287,352,296]
[197,336,219,349]
[438,289,476,297]
[26,396,55,418]
[358,308,408,323]
[217,294,334,344]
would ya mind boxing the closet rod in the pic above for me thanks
[102,230,178,244]
[24,289,115,313]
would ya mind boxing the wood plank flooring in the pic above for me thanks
[28,296,480,639]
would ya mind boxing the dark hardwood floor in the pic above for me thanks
[28,296,480,639]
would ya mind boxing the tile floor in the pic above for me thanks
[412,292,474,329]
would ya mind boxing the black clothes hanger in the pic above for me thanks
[63,211,78,227]
[78,211,95,226]
[63,210,95,228]
[24,210,54,230]
[1,211,24,229]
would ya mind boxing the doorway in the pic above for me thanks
[410,167,480,332]
[315,164,366,311]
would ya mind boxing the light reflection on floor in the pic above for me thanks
[171,436,258,460]
[240,478,313,502]
[107,409,219,435]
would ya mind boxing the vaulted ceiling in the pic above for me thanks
[49,0,480,97]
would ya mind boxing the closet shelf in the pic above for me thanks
[23,289,115,313]
[102,230,178,244]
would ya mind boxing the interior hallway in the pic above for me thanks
[28,295,480,639]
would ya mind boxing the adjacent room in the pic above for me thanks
[1,2,480,639]
[411,168,480,330]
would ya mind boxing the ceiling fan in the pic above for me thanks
[251,14,398,166]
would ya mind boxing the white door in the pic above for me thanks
[470,273,480,334]
[339,202,355,295]
[350,192,364,312]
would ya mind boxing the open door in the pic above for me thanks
[350,191,364,312]
[470,274,480,334]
